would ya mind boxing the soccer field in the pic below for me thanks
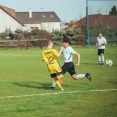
[0,45,117,117]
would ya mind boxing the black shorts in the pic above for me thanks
[50,72,63,78]
[62,62,76,76]
[98,49,105,55]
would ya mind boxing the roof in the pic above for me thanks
[75,14,117,29]
[16,12,61,24]
[0,5,16,17]
[0,5,24,26]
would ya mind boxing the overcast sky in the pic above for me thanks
[0,0,117,22]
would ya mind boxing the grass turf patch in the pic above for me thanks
[0,45,117,117]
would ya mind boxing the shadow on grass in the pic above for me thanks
[81,63,99,65]
[111,64,117,66]
[81,63,117,66]
[12,81,51,90]
[107,81,117,85]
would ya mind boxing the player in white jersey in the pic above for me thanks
[96,33,107,65]
[50,38,92,90]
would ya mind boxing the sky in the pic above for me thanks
[0,0,117,22]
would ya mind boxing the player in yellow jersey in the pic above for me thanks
[42,40,64,91]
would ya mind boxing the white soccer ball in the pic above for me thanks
[105,59,113,66]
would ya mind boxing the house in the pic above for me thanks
[16,8,61,32]
[0,5,24,32]
[67,14,117,29]
[0,5,61,33]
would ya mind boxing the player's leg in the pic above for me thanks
[71,73,91,81]
[54,78,63,91]
[68,63,92,81]
[100,49,105,64]
[50,63,67,90]
[57,74,63,84]
[49,73,64,90]
[49,73,57,90]
[98,49,102,64]
[98,55,102,64]
[101,54,104,64]
[50,79,56,89]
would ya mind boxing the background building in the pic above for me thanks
[0,5,23,32]
[0,5,61,33]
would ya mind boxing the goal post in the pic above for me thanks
[86,0,90,48]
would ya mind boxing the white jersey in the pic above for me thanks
[62,46,76,63]
[97,37,107,49]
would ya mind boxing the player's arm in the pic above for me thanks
[105,42,107,45]
[42,52,49,64]
[52,49,59,58]
[58,46,64,57]
[103,39,107,45]
[74,52,80,67]
[100,40,107,46]
[96,40,98,47]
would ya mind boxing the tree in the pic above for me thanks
[53,30,64,43]
[3,28,15,39]
[96,6,103,14]
[109,6,117,15]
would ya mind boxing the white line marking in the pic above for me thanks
[0,54,39,56]
[0,89,117,99]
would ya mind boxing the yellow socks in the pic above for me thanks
[54,78,62,89]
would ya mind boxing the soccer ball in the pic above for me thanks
[105,59,113,66]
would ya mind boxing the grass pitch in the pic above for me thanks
[0,45,117,117]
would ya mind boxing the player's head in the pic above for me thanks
[62,38,70,48]
[99,33,102,38]
[47,40,54,48]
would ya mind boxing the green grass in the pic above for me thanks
[0,45,117,117]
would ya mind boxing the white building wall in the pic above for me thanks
[41,22,60,32]
[23,22,60,32]
[0,9,23,32]
[23,24,40,31]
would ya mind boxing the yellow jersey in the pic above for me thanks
[42,48,62,74]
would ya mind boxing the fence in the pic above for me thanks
[89,36,117,46]
[0,39,47,50]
